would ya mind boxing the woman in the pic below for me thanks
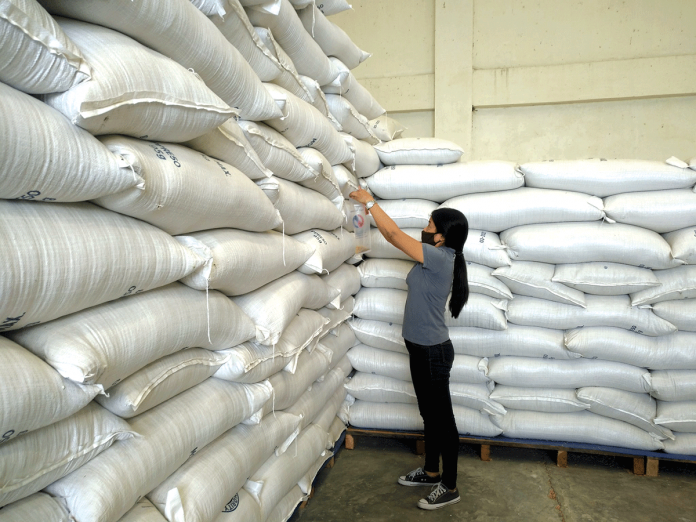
[350,188,469,511]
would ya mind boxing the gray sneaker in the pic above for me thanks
[398,467,441,486]
[417,482,461,510]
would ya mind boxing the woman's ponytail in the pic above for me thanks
[431,208,469,319]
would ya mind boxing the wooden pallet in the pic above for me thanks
[344,427,696,477]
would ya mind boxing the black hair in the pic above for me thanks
[431,207,469,318]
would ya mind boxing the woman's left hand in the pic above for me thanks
[349,187,374,205]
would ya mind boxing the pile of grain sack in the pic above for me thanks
[347,144,696,457]
[0,0,389,520]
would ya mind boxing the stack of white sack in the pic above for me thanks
[0,0,383,519]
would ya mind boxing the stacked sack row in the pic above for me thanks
[344,138,696,457]
[0,0,397,520]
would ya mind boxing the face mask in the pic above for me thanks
[421,231,439,246]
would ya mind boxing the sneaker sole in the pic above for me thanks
[417,496,461,510]
[397,478,440,487]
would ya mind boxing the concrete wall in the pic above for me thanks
[333,0,696,162]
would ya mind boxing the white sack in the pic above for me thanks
[321,263,361,297]
[501,222,681,270]
[603,189,696,233]
[366,162,522,202]
[491,410,664,451]
[655,402,696,433]
[348,319,406,353]
[293,229,355,274]
[490,386,589,413]
[566,327,696,370]
[285,366,346,430]
[353,287,508,331]
[663,433,696,455]
[374,138,464,166]
[238,121,317,182]
[317,299,353,335]
[233,271,340,345]
[493,261,586,307]
[263,84,352,165]
[299,75,338,121]
[0,201,203,332]
[0,0,89,93]
[552,262,660,296]
[190,0,226,16]
[519,158,696,197]
[651,299,696,332]
[368,115,404,142]
[367,199,437,229]
[630,265,696,306]
[9,283,255,389]
[650,370,696,402]
[297,3,369,69]
[440,187,606,233]
[449,325,575,360]
[488,357,651,394]
[576,387,673,439]
[316,0,351,16]
[365,228,511,268]
[0,82,138,202]
[348,400,503,437]
[297,148,343,207]
[40,0,280,121]
[325,94,376,141]
[95,349,230,418]
[265,486,307,522]
[664,226,696,265]
[94,137,281,235]
[314,388,349,437]
[177,230,313,296]
[0,403,135,508]
[341,134,382,178]
[214,309,328,382]
[41,19,235,141]
[212,489,261,522]
[246,0,340,85]
[258,177,344,235]
[506,295,676,337]
[184,119,272,180]
[347,344,489,385]
[148,412,301,522]
[0,493,69,522]
[317,323,356,366]
[324,58,385,120]
[333,164,359,199]
[45,379,271,522]
[117,499,167,522]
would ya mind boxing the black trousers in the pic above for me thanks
[405,338,459,490]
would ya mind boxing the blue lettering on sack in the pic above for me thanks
[0,312,25,332]
[223,494,239,512]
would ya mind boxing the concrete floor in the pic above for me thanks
[290,435,696,522]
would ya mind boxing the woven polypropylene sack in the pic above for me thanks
[296,4,369,69]
[519,158,696,197]
[488,357,651,393]
[439,187,605,233]
[325,94,376,141]
[366,162,523,202]
[374,138,464,166]
[8,283,255,388]
[0,0,90,94]
[44,379,271,522]
[285,366,346,430]
[118,499,167,522]
[565,327,696,370]
[630,265,696,306]
[0,493,69,522]
[184,119,272,180]
[490,386,589,414]
[650,370,696,402]
[603,189,696,233]
[323,58,385,120]
[232,271,341,345]
[655,401,696,433]
[213,489,262,522]
[95,349,232,418]
[148,412,301,522]
[263,84,352,165]
[506,295,676,337]
[493,261,586,307]
[0,83,140,202]
[267,485,307,522]
[316,0,351,16]
[651,299,696,333]
[500,222,681,269]
[246,0,340,85]
[368,115,404,142]
[177,229,314,296]
[552,262,660,296]
[40,19,236,142]
[0,201,203,332]
[340,134,382,178]
[0,337,101,444]
[663,433,696,455]
[348,319,406,353]
[367,199,437,229]
[94,136,281,235]
[491,410,663,451]
[0,403,135,508]
[664,227,696,265]
[293,229,355,274]
[321,263,361,298]
[348,400,503,437]
[40,0,281,121]
[297,148,343,208]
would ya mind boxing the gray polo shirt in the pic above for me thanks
[402,243,455,346]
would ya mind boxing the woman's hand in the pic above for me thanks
[349,188,374,206]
